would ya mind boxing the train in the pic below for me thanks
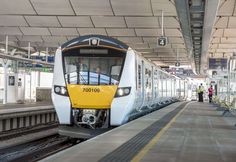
[52,35,187,139]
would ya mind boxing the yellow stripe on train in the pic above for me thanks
[67,85,118,109]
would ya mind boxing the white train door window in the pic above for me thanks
[159,72,163,97]
[154,69,158,99]
[162,74,166,97]
[149,68,152,101]
[141,61,145,104]
[156,70,159,98]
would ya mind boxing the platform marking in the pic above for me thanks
[131,102,191,162]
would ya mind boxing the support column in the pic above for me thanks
[23,73,26,102]
[166,79,168,97]
[3,63,8,104]
[37,71,40,87]
[46,47,48,63]
[2,36,9,104]
[30,71,32,102]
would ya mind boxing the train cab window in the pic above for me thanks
[111,65,121,81]
[64,55,124,85]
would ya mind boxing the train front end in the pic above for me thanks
[52,35,129,138]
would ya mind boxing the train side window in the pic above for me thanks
[145,68,148,88]
[145,68,148,75]
[148,70,152,88]
[138,64,141,89]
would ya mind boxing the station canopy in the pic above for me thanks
[1,0,235,74]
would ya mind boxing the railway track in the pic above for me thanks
[0,123,58,141]
[0,134,78,162]
[0,102,178,162]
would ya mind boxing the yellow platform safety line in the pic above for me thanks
[131,102,191,162]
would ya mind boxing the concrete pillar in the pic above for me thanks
[3,36,9,104]
[166,79,168,97]
[12,118,18,129]
[28,42,31,59]
[46,113,50,122]
[25,116,30,127]
[0,120,3,132]
[42,114,46,123]
[46,47,48,62]
[30,72,32,101]
[19,117,24,128]
[5,119,11,131]
[37,114,41,124]
[3,64,8,104]
[51,113,55,122]
[37,71,40,87]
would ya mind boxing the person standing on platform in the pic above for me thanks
[208,85,214,103]
[198,84,204,102]
[197,86,201,102]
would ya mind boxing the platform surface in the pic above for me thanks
[0,102,53,114]
[41,102,236,162]
[0,101,52,109]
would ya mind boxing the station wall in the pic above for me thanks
[0,69,53,103]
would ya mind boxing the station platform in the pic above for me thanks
[0,101,56,133]
[0,102,53,115]
[41,101,236,162]
[0,101,52,109]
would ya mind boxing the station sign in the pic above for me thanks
[175,61,180,67]
[209,58,227,70]
[158,37,168,46]
[212,70,228,79]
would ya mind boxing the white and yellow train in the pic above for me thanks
[52,35,186,139]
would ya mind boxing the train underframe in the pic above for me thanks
[73,108,110,129]
[58,108,111,139]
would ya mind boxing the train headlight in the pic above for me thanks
[90,38,99,46]
[117,89,124,96]
[54,85,68,96]
[60,87,67,95]
[91,39,98,45]
[115,87,131,97]
[54,86,61,93]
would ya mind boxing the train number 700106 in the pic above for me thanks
[82,88,100,93]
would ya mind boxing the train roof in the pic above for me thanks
[61,35,129,51]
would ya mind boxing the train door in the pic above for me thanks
[159,72,163,100]
[148,66,153,106]
[134,56,143,110]
[156,71,159,100]
[153,68,158,104]
[162,74,166,99]
[166,76,171,98]
[151,67,154,104]
[166,76,168,98]
[145,65,152,106]
[170,78,172,97]
[173,78,176,97]
[141,60,145,107]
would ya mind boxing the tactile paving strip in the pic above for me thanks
[98,102,188,162]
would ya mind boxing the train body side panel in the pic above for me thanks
[110,49,136,125]
[52,48,71,124]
